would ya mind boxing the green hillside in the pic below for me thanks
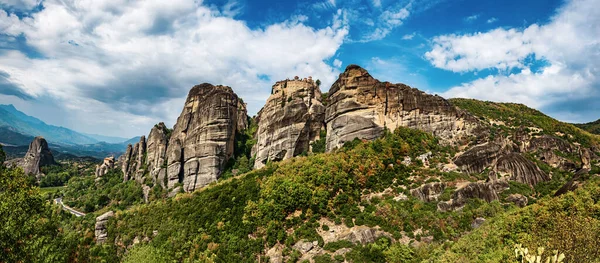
[449,98,600,147]
[574,119,600,135]
[2,99,600,262]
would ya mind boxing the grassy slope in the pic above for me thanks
[449,98,600,147]
[574,119,600,135]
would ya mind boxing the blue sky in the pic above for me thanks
[0,0,598,137]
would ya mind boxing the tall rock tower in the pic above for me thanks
[165,83,247,192]
[251,77,326,169]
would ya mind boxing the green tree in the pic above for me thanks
[316,79,321,87]
[0,144,5,166]
[0,167,67,262]
[122,245,173,263]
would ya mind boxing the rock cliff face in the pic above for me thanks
[120,136,147,182]
[252,77,325,168]
[95,211,114,244]
[165,84,247,192]
[22,136,57,176]
[146,123,169,188]
[325,65,481,151]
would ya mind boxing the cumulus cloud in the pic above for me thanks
[426,0,600,121]
[333,59,342,68]
[361,6,410,41]
[487,17,498,23]
[0,0,39,10]
[0,0,348,137]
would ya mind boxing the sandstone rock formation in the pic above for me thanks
[120,136,147,182]
[454,140,549,187]
[165,84,247,192]
[438,180,509,211]
[146,123,169,188]
[95,156,115,178]
[410,182,445,202]
[325,65,481,151]
[21,136,57,177]
[95,211,114,244]
[252,77,325,168]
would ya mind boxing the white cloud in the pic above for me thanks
[427,0,600,121]
[361,7,410,41]
[487,17,498,23]
[402,32,416,40]
[464,14,479,22]
[333,59,342,68]
[0,0,348,137]
[372,0,382,7]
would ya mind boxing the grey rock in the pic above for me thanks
[506,194,528,207]
[252,77,325,169]
[438,180,509,211]
[471,217,486,228]
[147,123,169,188]
[21,136,56,177]
[95,211,115,244]
[165,84,247,192]
[410,182,445,202]
[293,240,314,254]
[95,156,115,178]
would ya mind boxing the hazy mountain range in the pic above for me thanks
[0,104,139,159]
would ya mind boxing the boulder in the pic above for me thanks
[95,211,115,244]
[325,65,481,151]
[252,77,325,169]
[165,84,247,192]
[410,182,445,202]
[471,217,486,228]
[21,136,57,177]
[506,194,528,207]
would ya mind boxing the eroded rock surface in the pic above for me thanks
[438,180,509,211]
[21,136,57,176]
[95,156,115,178]
[252,77,325,169]
[95,211,114,244]
[325,65,481,151]
[146,123,169,187]
[120,136,147,182]
[165,84,247,192]
[410,182,445,202]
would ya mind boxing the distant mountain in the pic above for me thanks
[0,104,143,160]
[0,104,98,145]
[574,119,600,135]
[82,132,130,144]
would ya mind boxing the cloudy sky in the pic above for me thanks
[0,0,598,138]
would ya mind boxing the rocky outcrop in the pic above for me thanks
[325,65,481,151]
[438,180,509,211]
[506,194,528,207]
[120,136,147,182]
[95,211,114,244]
[454,142,505,174]
[120,144,133,181]
[410,182,445,202]
[21,136,57,177]
[454,140,549,187]
[146,123,169,188]
[252,77,325,168]
[165,84,247,192]
[496,153,549,186]
[95,156,115,178]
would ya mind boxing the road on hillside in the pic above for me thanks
[54,197,86,217]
